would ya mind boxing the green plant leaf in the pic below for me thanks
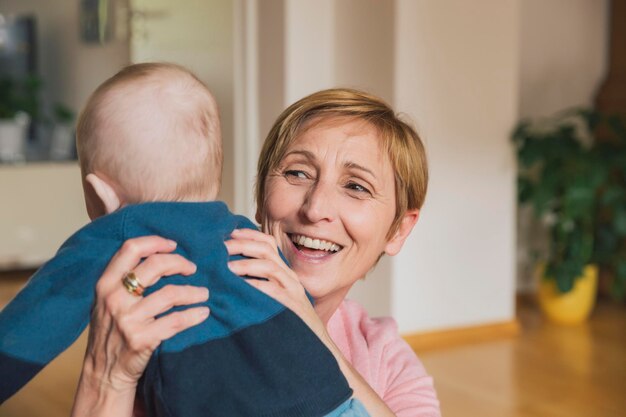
[518,177,533,204]
[612,261,626,300]
[579,108,602,131]
[555,266,575,293]
[608,115,626,140]
[532,183,554,215]
[519,140,545,168]
[53,103,75,123]
[614,208,626,236]
[564,182,595,219]
[601,185,625,206]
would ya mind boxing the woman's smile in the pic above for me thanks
[290,233,342,252]
[286,233,343,263]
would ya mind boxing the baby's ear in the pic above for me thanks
[84,173,121,219]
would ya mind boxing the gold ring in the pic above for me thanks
[121,271,145,296]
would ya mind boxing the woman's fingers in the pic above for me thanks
[227,229,327,336]
[226,229,293,277]
[99,248,197,316]
[131,254,197,288]
[225,238,285,266]
[228,258,292,285]
[228,258,305,300]
[227,229,304,294]
[97,236,178,294]
[130,285,209,320]
[141,307,210,344]
[231,228,279,249]
[243,272,322,335]
[244,278,283,300]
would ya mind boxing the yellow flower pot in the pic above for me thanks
[538,264,598,325]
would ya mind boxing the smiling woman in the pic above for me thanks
[226,88,440,416]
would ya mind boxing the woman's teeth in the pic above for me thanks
[290,234,341,252]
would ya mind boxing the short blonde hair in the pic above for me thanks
[76,62,222,202]
[256,88,428,237]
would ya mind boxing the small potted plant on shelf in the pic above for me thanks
[49,103,76,160]
[513,109,626,324]
[0,75,41,162]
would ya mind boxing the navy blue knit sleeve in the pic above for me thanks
[0,215,123,402]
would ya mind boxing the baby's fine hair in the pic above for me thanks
[76,62,222,202]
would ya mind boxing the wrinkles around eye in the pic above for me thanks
[284,170,314,184]
[346,182,371,195]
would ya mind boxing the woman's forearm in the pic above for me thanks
[70,364,136,417]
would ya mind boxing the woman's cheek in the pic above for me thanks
[262,180,298,231]
[342,198,378,227]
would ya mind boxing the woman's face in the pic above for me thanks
[261,116,400,306]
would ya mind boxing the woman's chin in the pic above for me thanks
[295,274,331,300]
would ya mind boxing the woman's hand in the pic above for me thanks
[225,228,328,339]
[71,236,210,417]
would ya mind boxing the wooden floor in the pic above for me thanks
[418,300,626,417]
[1,272,625,417]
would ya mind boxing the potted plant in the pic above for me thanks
[0,75,41,162]
[592,113,626,301]
[49,103,76,160]
[512,109,625,324]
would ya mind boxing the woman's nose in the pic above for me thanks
[300,180,336,223]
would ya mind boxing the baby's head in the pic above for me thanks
[76,63,222,220]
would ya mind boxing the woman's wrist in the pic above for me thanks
[71,363,137,417]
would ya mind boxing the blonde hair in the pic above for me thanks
[256,88,428,238]
[76,62,222,202]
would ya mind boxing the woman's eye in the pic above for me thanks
[283,170,313,184]
[346,182,371,195]
[284,170,308,179]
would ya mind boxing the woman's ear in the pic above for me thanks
[84,173,121,219]
[384,209,420,256]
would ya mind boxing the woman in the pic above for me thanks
[71,89,441,417]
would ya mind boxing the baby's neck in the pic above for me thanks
[126,189,219,206]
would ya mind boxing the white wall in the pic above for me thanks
[519,0,608,118]
[334,0,394,103]
[274,0,520,332]
[0,163,87,268]
[392,0,519,332]
[0,0,130,113]
[257,0,285,149]
[284,0,335,104]
[516,0,609,291]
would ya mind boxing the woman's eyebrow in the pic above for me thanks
[345,161,376,178]
[284,149,315,160]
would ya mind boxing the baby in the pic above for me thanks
[0,63,368,417]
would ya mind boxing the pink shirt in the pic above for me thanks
[327,300,441,417]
